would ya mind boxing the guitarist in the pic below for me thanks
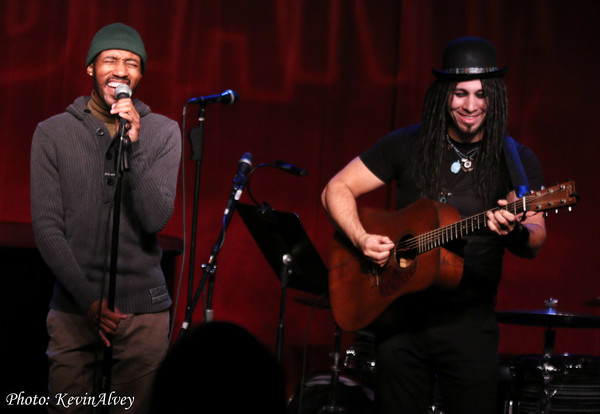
[321,37,546,414]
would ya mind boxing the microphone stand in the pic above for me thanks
[177,158,249,341]
[99,130,130,413]
[184,106,206,322]
[182,94,238,318]
[276,254,293,362]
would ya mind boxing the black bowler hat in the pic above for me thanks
[432,37,507,81]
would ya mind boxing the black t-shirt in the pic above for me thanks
[359,125,544,309]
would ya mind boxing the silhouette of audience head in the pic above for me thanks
[151,321,286,413]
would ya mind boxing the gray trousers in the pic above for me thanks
[46,309,169,414]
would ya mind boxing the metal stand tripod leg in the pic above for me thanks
[320,325,346,413]
[538,328,557,414]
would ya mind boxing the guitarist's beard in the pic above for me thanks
[447,120,486,143]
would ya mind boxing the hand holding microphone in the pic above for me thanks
[111,84,141,141]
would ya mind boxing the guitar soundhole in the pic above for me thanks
[394,234,417,269]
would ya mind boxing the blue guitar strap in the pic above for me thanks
[503,136,530,198]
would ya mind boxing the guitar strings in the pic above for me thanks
[393,191,559,254]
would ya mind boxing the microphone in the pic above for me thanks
[188,89,239,106]
[115,83,132,100]
[233,152,254,189]
[114,84,132,139]
[274,160,309,177]
[223,152,253,225]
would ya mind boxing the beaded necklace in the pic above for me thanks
[445,135,479,174]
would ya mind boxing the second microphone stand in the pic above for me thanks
[177,147,252,340]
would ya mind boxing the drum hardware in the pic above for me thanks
[319,325,347,413]
[342,333,376,385]
[496,298,600,357]
[291,297,349,413]
[498,298,600,413]
[287,370,375,414]
[496,298,600,328]
[293,291,338,407]
[508,354,600,414]
[291,296,376,413]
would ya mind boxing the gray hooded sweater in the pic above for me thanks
[30,96,181,315]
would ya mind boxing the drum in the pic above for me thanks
[507,354,600,413]
[343,333,377,383]
[287,371,375,414]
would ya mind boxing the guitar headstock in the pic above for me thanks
[528,180,579,214]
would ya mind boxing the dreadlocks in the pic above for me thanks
[411,77,509,205]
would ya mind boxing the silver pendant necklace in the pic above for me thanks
[446,135,479,174]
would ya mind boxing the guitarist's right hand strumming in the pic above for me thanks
[321,156,394,267]
[357,233,395,267]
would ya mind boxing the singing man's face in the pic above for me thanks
[87,49,142,107]
[447,79,488,142]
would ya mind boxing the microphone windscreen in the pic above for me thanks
[115,84,132,99]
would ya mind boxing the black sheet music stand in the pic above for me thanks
[236,202,329,362]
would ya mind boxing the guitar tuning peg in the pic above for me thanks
[544,212,549,218]
[555,209,559,215]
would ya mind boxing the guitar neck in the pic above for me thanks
[395,181,576,256]
[416,198,527,254]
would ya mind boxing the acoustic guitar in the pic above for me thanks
[328,181,579,332]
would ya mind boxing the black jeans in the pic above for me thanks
[374,300,499,414]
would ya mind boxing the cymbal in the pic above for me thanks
[496,308,600,329]
[582,297,600,307]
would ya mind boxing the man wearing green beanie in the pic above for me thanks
[86,22,148,74]
[31,22,181,413]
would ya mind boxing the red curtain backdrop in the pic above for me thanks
[2,0,599,388]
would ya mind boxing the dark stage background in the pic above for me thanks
[1,0,599,401]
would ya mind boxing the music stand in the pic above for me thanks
[236,202,329,361]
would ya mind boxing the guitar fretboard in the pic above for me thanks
[414,198,527,254]
[394,182,576,255]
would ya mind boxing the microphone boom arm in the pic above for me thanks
[246,161,309,206]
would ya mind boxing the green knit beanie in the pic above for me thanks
[86,23,147,73]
